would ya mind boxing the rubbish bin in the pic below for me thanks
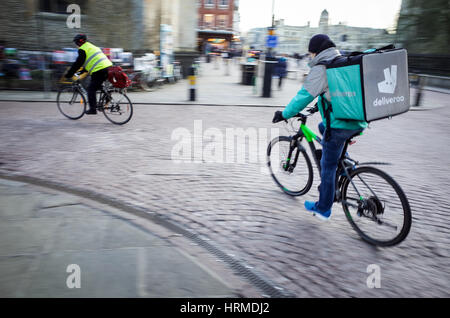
[241,63,257,85]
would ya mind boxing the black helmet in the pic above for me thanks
[73,34,87,46]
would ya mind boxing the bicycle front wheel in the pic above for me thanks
[102,91,133,125]
[267,136,313,196]
[57,86,86,120]
[341,166,412,247]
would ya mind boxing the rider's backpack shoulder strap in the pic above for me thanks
[319,92,333,141]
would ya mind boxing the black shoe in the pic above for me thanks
[85,109,97,115]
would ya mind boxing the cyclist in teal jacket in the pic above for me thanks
[273,34,367,220]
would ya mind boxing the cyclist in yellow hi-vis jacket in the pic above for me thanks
[65,34,112,115]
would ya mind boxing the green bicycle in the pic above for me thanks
[267,105,412,246]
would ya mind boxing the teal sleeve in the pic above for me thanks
[282,87,315,119]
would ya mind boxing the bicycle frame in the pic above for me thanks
[70,80,120,111]
[286,115,362,202]
[287,116,323,175]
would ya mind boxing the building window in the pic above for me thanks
[204,0,215,8]
[217,15,228,29]
[39,0,86,14]
[218,0,229,8]
[204,14,215,29]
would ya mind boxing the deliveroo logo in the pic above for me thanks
[377,65,397,94]
[373,64,405,107]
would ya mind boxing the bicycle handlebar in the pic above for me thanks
[58,67,87,84]
[292,103,319,119]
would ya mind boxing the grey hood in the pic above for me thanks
[303,48,341,98]
[309,47,341,68]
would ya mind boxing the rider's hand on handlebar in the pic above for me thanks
[272,111,287,124]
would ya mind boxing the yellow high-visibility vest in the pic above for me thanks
[79,42,112,74]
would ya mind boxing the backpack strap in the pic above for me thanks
[377,44,395,51]
[349,44,396,56]
[317,55,342,66]
[319,92,333,141]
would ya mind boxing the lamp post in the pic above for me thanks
[262,0,276,98]
[271,0,275,31]
[36,13,51,99]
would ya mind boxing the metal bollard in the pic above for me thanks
[188,65,196,101]
[262,57,277,98]
[225,58,230,76]
[414,75,426,107]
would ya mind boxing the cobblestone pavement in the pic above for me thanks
[0,97,449,297]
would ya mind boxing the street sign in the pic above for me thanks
[266,35,278,48]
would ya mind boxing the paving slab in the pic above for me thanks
[0,179,242,298]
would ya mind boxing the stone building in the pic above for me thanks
[0,0,198,60]
[247,9,395,55]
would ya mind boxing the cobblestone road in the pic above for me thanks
[0,100,449,297]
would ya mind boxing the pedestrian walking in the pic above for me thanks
[274,54,288,90]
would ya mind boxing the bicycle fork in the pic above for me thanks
[283,139,302,172]
[70,91,78,105]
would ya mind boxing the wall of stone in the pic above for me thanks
[0,0,197,54]
[249,20,394,55]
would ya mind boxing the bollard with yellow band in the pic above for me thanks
[188,65,196,101]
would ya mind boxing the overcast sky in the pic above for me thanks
[238,0,402,32]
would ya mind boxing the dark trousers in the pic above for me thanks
[88,67,109,110]
[278,76,284,89]
[317,122,363,212]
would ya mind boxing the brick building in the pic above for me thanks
[197,0,239,52]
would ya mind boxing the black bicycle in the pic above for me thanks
[267,105,412,246]
[57,71,133,125]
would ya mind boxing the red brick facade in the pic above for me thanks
[198,0,234,31]
[197,0,236,51]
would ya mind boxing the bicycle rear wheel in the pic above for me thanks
[267,136,313,196]
[102,91,133,125]
[341,166,412,246]
[57,86,86,120]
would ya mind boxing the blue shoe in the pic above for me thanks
[304,201,332,221]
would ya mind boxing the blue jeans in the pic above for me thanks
[316,122,363,212]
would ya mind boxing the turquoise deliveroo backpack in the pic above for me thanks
[318,45,410,133]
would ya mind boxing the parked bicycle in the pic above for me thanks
[173,61,183,82]
[126,69,152,91]
[57,70,133,125]
[267,105,412,246]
